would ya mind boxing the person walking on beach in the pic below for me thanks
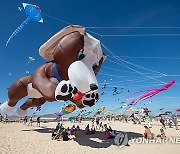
[172,115,179,130]
[0,114,3,122]
[37,116,41,127]
[23,116,28,125]
[29,117,33,126]
[160,117,166,129]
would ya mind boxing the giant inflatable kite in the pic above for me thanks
[0,25,106,117]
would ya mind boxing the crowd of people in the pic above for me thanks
[1,111,179,144]
[51,115,118,142]
[84,116,117,139]
[159,116,179,130]
[20,116,41,127]
[51,123,80,141]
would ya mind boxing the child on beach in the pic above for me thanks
[160,128,166,140]
[147,121,152,128]
[156,128,166,140]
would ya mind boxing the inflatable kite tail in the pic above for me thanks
[6,16,31,46]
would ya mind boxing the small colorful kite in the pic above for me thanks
[6,3,43,46]
[126,80,175,107]
[54,104,76,117]
[94,106,105,116]
[26,56,35,65]
[81,108,96,117]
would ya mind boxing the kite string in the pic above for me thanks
[85,26,180,29]
[42,12,180,37]
[106,57,166,76]
[101,42,166,84]
[42,12,180,82]
[42,13,72,25]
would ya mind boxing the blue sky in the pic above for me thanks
[0,0,180,116]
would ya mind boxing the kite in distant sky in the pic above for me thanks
[36,106,41,111]
[26,56,35,65]
[54,104,76,117]
[102,84,106,89]
[6,3,43,46]
[126,80,175,107]
[81,109,96,117]
[94,106,105,116]
[76,110,86,118]
[18,7,22,11]
[176,109,180,112]
[28,56,35,61]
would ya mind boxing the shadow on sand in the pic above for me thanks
[22,127,141,148]
[74,130,141,148]
[22,127,54,133]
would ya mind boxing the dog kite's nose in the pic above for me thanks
[90,84,98,91]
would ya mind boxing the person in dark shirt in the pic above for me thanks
[85,124,90,135]
[55,123,60,130]
[62,130,69,141]
[37,116,41,127]
[160,117,166,129]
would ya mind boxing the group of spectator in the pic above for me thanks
[52,123,80,141]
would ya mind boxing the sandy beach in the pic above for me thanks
[0,120,179,154]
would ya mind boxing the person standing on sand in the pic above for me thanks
[172,115,179,130]
[160,117,166,129]
[0,113,3,122]
[28,117,33,126]
[37,116,41,127]
[23,116,28,125]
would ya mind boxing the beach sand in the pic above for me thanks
[0,120,179,154]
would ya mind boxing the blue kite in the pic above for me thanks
[6,3,43,46]
[36,106,41,111]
